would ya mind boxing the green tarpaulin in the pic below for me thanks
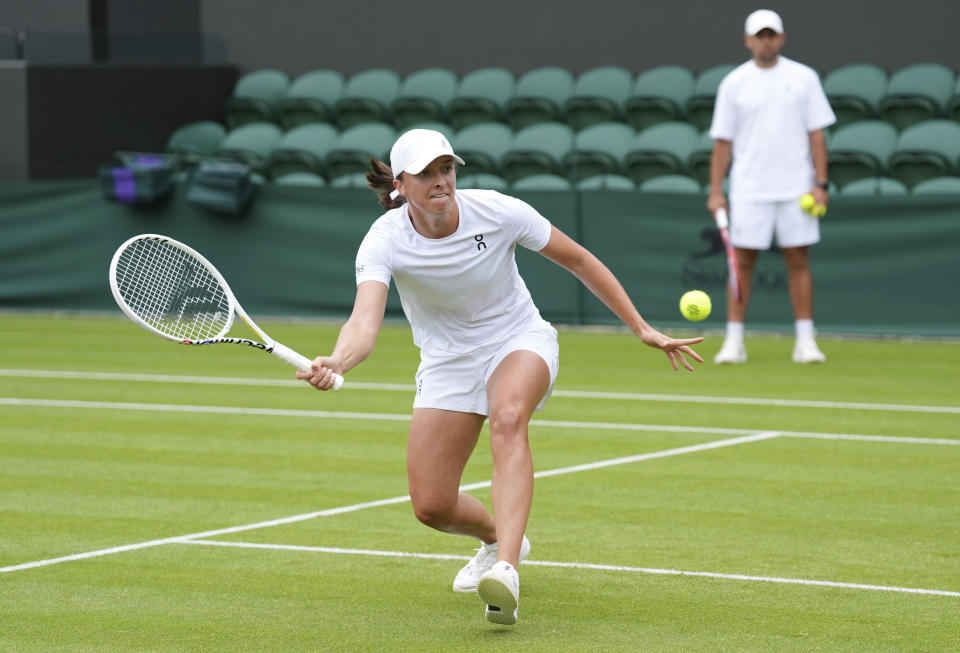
[1,180,958,336]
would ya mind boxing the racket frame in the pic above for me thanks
[109,233,343,389]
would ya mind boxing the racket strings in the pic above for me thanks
[115,239,232,340]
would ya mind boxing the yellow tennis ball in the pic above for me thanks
[812,203,827,218]
[679,290,712,322]
[800,193,816,212]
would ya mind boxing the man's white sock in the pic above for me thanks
[726,321,745,341]
[795,319,815,339]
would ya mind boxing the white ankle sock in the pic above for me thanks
[795,319,815,339]
[726,321,744,341]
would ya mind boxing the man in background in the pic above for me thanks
[706,8,835,364]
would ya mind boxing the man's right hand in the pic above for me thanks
[706,191,728,216]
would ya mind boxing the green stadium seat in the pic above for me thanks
[576,174,637,191]
[505,67,575,130]
[910,176,960,194]
[625,65,696,130]
[624,121,700,184]
[325,123,398,181]
[563,121,635,181]
[888,119,960,187]
[267,123,340,179]
[563,66,634,131]
[501,122,575,182]
[391,68,459,129]
[947,76,960,122]
[225,69,290,128]
[278,69,344,130]
[827,121,899,188]
[511,174,573,191]
[838,177,908,196]
[685,64,737,131]
[687,130,714,186]
[878,63,955,130]
[165,121,227,166]
[447,67,515,130]
[457,173,510,192]
[214,123,283,174]
[838,177,909,196]
[329,172,370,189]
[823,63,888,128]
[452,122,513,177]
[335,68,402,129]
[640,174,703,193]
[274,172,327,187]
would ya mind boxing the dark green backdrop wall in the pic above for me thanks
[1,180,958,336]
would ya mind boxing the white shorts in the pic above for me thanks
[730,198,820,249]
[413,318,559,416]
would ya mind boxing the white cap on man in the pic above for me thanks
[744,9,783,35]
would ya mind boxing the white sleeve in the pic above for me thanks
[354,222,392,287]
[805,73,836,132]
[495,192,553,251]
[709,76,737,141]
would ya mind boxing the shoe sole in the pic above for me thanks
[477,576,518,625]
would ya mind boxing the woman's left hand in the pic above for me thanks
[641,329,704,371]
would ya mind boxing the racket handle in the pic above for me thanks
[272,342,344,391]
[714,207,730,229]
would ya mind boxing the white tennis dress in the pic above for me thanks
[355,189,558,414]
[356,189,553,355]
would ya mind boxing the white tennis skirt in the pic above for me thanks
[412,317,559,416]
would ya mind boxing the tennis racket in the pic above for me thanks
[108,233,344,390]
[713,208,743,303]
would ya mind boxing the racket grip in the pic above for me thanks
[714,207,729,229]
[272,342,344,391]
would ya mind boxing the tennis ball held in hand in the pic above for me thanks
[800,193,827,218]
[679,290,711,322]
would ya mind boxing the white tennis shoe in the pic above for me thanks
[478,560,520,625]
[452,535,530,593]
[793,337,826,363]
[714,338,747,364]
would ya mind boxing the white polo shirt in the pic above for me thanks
[355,189,553,355]
[710,56,836,201]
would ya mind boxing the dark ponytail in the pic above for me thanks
[366,158,406,210]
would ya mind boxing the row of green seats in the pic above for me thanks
[283,171,960,195]
[223,63,960,135]
[166,117,960,190]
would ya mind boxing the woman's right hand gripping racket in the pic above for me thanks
[713,208,743,303]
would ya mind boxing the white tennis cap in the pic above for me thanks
[744,9,783,35]
[390,129,464,178]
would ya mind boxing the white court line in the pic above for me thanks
[0,432,774,574]
[182,539,960,599]
[2,397,958,445]
[2,368,958,414]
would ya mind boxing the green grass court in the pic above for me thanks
[1,313,958,651]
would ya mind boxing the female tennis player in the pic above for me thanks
[297,129,703,625]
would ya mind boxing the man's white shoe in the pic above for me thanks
[478,560,520,625]
[793,338,826,363]
[452,535,530,593]
[714,339,747,364]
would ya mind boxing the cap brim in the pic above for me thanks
[401,153,465,175]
